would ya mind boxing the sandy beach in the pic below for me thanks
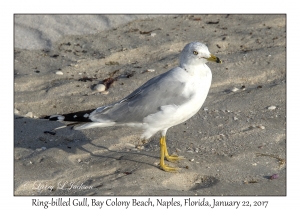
[14,14,286,196]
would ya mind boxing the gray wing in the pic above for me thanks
[90,67,189,123]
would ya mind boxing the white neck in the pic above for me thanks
[181,63,210,77]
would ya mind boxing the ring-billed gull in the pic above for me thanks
[44,42,222,172]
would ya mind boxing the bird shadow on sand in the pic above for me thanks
[14,114,160,167]
[14,115,222,195]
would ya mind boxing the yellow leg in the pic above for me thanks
[163,137,185,162]
[159,136,178,172]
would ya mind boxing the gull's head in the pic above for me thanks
[179,42,221,69]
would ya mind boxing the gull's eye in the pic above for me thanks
[193,51,198,55]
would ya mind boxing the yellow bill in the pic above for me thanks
[207,54,222,63]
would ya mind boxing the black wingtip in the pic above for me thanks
[42,109,95,122]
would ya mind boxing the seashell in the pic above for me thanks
[268,106,276,110]
[55,71,63,75]
[257,125,265,129]
[231,87,239,92]
[94,84,106,92]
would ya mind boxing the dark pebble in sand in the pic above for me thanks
[270,174,279,180]
[44,131,56,135]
